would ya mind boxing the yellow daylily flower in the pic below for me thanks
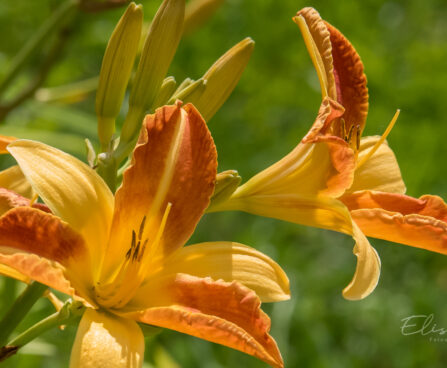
[209,7,447,300]
[0,102,289,368]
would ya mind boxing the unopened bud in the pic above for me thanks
[96,2,143,149]
[167,78,206,104]
[153,76,177,108]
[183,37,254,122]
[208,170,241,211]
[121,0,185,144]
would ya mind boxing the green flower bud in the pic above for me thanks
[121,0,185,145]
[96,2,143,150]
[183,37,254,122]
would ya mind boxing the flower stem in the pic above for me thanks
[0,300,85,362]
[0,0,78,96]
[0,281,48,347]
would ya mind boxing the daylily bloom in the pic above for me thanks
[208,7,447,300]
[0,102,289,367]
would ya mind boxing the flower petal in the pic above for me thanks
[70,308,144,368]
[214,193,353,235]
[123,274,283,368]
[0,135,16,154]
[7,140,114,272]
[0,264,29,283]
[133,242,290,304]
[103,103,217,277]
[294,8,337,100]
[0,187,49,216]
[343,191,447,254]
[0,165,34,199]
[295,8,368,132]
[0,207,92,300]
[342,222,381,300]
[227,99,354,201]
[345,136,406,194]
[325,20,369,133]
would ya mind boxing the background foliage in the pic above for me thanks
[1,0,447,367]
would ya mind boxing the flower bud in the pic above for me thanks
[207,170,241,211]
[183,37,254,122]
[153,76,177,108]
[96,2,143,149]
[121,0,185,144]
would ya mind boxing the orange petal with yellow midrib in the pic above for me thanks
[103,103,217,277]
[343,191,447,254]
[124,274,283,368]
[0,207,93,299]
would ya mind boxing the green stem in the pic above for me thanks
[97,152,117,192]
[0,0,78,96]
[0,300,85,362]
[0,282,48,347]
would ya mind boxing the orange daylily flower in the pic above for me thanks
[0,103,289,368]
[209,7,447,300]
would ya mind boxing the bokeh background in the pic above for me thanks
[1,0,447,367]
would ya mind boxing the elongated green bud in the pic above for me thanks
[153,76,177,108]
[207,170,241,211]
[121,0,185,144]
[183,0,225,35]
[183,37,254,122]
[96,2,143,150]
[167,78,206,104]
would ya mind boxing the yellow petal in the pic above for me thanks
[0,264,29,283]
[70,308,144,368]
[0,165,34,199]
[228,99,353,201]
[213,193,353,235]
[346,136,406,194]
[7,140,114,274]
[342,222,381,300]
[131,242,290,304]
[294,8,335,99]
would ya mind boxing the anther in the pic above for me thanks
[138,216,146,240]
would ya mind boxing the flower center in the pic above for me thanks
[94,203,172,309]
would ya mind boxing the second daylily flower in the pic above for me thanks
[0,102,289,367]
[209,7,447,300]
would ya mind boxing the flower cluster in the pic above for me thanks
[0,3,445,368]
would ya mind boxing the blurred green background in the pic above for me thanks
[1,0,447,367]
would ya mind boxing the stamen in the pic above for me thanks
[340,118,346,140]
[138,215,146,240]
[346,124,355,143]
[357,109,400,169]
[355,125,361,150]
[29,193,39,206]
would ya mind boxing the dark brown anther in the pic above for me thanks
[138,216,146,240]
[355,125,361,150]
[346,124,355,143]
[132,241,141,262]
[138,239,149,262]
[131,230,137,249]
[340,118,346,140]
